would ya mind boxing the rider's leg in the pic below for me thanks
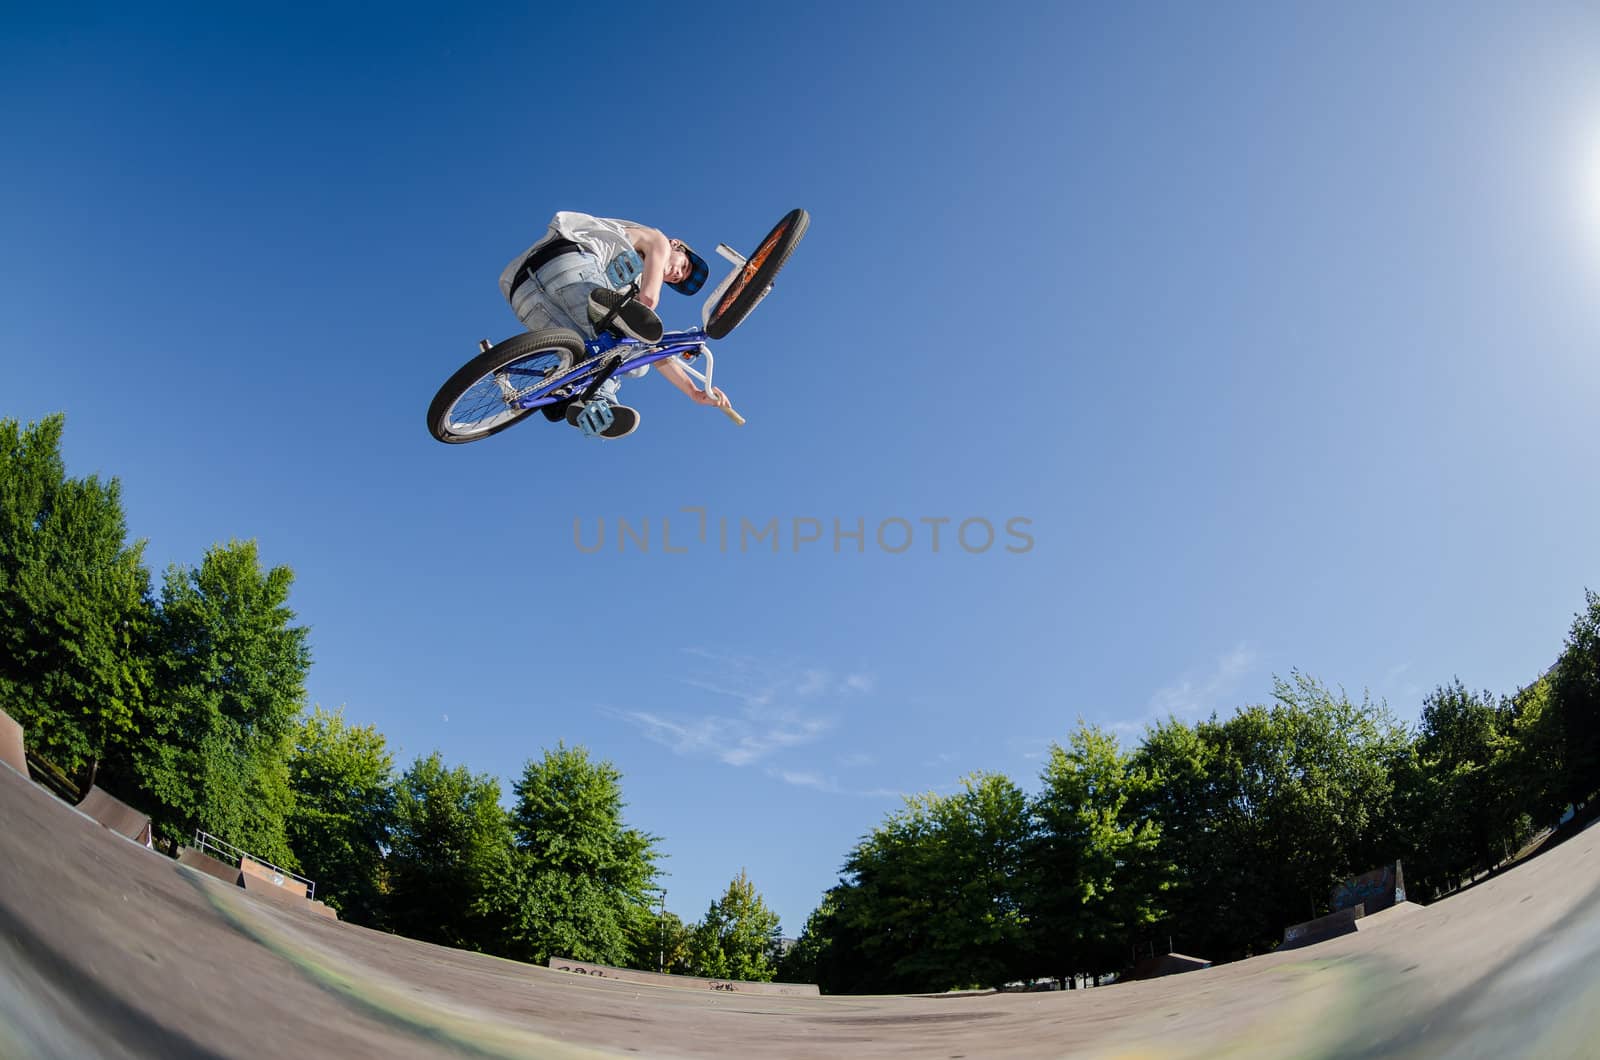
[508,255,644,432]
[577,374,622,405]
[564,365,634,437]
[508,256,590,333]
[587,287,663,343]
[511,255,661,346]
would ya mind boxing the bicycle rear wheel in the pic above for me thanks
[704,208,809,340]
[427,329,584,443]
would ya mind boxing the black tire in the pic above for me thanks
[704,208,809,340]
[427,329,585,443]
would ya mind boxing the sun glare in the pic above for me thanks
[1584,128,1600,236]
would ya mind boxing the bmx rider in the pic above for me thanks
[500,211,731,439]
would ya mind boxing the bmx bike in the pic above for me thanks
[426,208,809,444]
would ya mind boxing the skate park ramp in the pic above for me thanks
[0,708,24,774]
[75,786,153,846]
[177,845,244,885]
[1,760,1598,1059]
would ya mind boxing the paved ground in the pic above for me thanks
[2,760,1597,1058]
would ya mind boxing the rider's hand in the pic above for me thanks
[637,291,658,310]
[693,386,729,408]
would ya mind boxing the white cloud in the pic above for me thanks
[769,767,903,800]
[795,669,830,697]
[681,676,774,709]
[678,648,874,704]
[617,708,830,767]
[843,673,875,693]
[1146,642,1258,721]
[1096,642,1262,739]
[1379,662,1422,706]
[774,768,830,790]
[609,651,876,770]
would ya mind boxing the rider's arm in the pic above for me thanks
[655,356,728,407]
[623,226,671,310]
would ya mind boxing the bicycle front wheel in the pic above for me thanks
[704,208,810,340]
[427,329,584,443]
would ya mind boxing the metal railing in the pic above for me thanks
[193,829,316,899]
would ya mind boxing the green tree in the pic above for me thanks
[1402,680,1524,894]
[1128,717,1230,952]
[687,869,783,982]
[387,751,512,952]
[1026,722,1168,982]
[494,743,661,965]
[1502,674,1565,826]
[286,706,395,925]
[1551,590,1600,812]
[628,901,694,974]
[0,414,155,788]
[1264,673,1409,892]
[925,771,1032,988]
[776,891,838,986]
[826,771,1031,993]
[132,540,309,862]
[1133,674,1408,960]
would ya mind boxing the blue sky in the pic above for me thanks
[5,3,1599,935]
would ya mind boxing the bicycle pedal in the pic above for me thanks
[568,400,615,437]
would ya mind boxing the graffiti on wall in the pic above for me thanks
[1330,860,1406,914]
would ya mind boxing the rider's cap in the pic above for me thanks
[668,240,709,296]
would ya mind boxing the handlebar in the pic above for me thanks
[669,339,745,427]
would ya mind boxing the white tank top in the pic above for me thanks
[499,212,647,298]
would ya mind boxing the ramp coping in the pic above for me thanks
[193,829,315,899]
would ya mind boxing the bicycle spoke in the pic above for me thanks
[446,351,567,435]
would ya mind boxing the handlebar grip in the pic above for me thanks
[721,405,746,426]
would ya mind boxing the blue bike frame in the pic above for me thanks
[514,326,714,410]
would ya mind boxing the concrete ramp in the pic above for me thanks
[1281,904,1364,949]
[1332,860,1406,913]
[237,855,328,918]
[178,848,335,918]
[238,870,317,912]
[178,846,243,885]
[0,708,25,775]
[1125,952,1213,980]
[1352,900,1424,932]
[239,855,310,898]
[548,957,819,996]
[76,785,152,847]
[8,754,1600,1058]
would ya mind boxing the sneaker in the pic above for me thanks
[588,288,664,343]
[565,400,641,440]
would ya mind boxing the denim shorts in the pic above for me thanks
[509,253,605,337]
[508,253,649,386]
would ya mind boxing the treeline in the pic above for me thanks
[778,605,1600,993]
[8,413,1600,995]
[0,414,783,979]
